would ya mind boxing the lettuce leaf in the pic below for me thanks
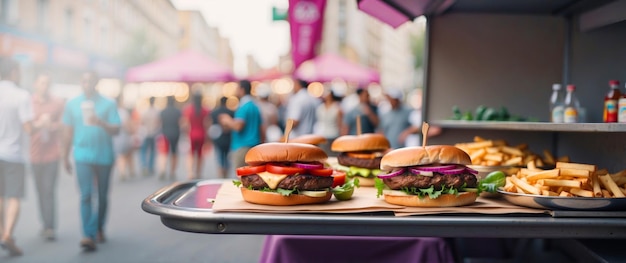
[374,178,386,198]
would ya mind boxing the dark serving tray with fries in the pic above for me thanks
[142,179,626,238]
[498,189,626,211]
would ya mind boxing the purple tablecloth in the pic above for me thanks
[259,235,455,263]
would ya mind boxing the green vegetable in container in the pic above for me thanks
[475,105,487,120]
[451,106,462,120]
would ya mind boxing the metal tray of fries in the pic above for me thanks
[498,189,626,211]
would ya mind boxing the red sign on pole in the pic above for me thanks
[288,0,327,70]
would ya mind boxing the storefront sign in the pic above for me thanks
[0,34,47,63]
[288,0,326,69]
[51,46,89,69]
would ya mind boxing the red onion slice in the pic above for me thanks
[293,162,324,170]
[409,168,433,176]
[377,168,406,179]
[412,164,458,172]
[465,167,478,175]
[438,167,466,175]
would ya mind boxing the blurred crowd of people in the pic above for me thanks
[0,55,437,257]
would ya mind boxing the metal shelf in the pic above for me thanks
[431,120,626,132]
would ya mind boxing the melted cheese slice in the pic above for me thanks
[257,171,289,189]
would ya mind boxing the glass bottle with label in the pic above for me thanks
[563,84,580,123]
[549,83,564,123]
[603,80,621,123]
[618,83,626,123]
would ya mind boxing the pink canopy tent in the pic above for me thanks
[294,53,380,84]
[248,67,287,81]
[125,50,235,83]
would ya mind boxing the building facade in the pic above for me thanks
[0,0,231,89]
[320,0,419,91]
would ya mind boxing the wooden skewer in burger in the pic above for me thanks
[374,122,481,207]
[331,115,391,187]
[235,119,335,205]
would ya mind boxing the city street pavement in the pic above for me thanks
[4,143,265,263]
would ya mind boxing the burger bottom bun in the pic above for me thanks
[240,188,332,206]
[383,191,477,207]
[356,177,376,187]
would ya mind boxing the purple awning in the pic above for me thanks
[357,0,437,28]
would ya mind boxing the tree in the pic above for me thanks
[118,29,158,68]
[409,31,425,70]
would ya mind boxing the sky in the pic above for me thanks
[172,0,290,77]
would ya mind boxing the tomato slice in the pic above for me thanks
[265,163,305,175]
[236,165,266,176]
[309,168,333,177]
[331,171,346,188]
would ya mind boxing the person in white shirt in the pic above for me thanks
[285,79,317,137]
[139,97,160,176]
[314,89,343,155]
[0,58,33,257]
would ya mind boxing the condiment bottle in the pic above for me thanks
[618,83,626,123]
[563,84,580,123]
[603,80,621,123]
[549,83,564,123]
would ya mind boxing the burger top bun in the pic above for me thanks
[245,142,328,166]
[380,145,471,171]
[331,133,390,152]
[287,134,327,145]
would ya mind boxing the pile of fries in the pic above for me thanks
[455,136,567,167]
[503,161,626,198]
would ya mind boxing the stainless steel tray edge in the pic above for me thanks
[141,180,626,238]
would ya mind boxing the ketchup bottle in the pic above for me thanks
[603,80,621,123]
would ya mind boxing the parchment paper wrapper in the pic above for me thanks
[212,182,547,216]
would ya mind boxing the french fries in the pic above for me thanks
[455,136,565,167]
[502,162,626,198]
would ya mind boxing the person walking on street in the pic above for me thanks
[381,89,441,147]
[139,97,160,177]
[182,93,210,180]
[61,71,120,251]
[378,88,422,149]
[29,72,64,241]
[342,88,379,135]
[314,89,343,156]
[255,84,281,142]
[0,58,33,257]
[113,95,136,181]
[219,79,263,170]
[159,96,182,180]
[285,79,317,138]
[209,97,234,178]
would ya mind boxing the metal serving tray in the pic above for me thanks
[142,180,626,238]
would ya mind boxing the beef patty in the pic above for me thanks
[241,174,334,190]
[383,172,477,190]
[337,153,382,169]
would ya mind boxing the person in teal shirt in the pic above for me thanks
[62,71,120,252]
[218,79,263,172]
